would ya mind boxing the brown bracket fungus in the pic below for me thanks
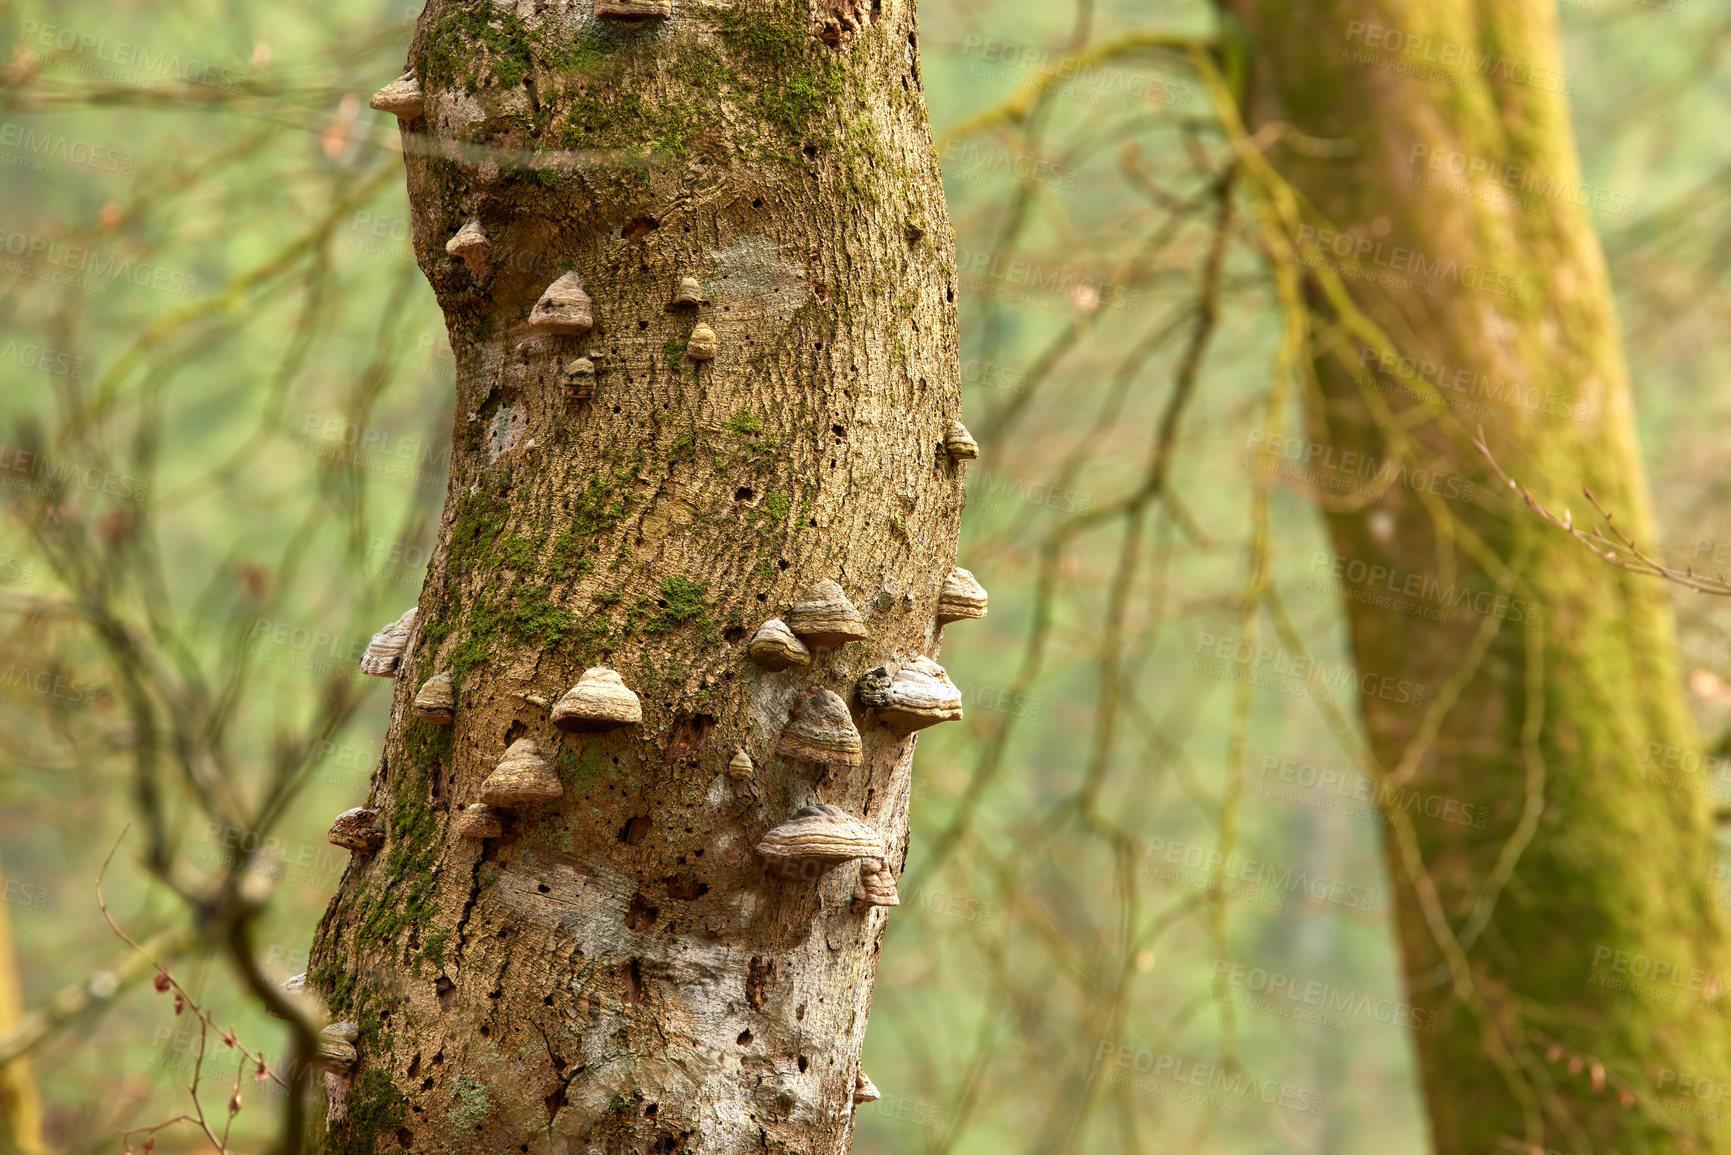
[755,804,885,878]
[728,749,756,782]
[872,656,962,733]
[317,1021,360,1074]
[596,0,672,18]
[452,803,504,839]
[785,579,868,649]
[937,567,989,624]
[480,738,562,807]
[560,356,597,402]
[686,322,718,361]
[412,672,456,724]
[550,667,643,733]
[852,858,900,912]
[748,618,811,671]
[853,1070,882,1105]
[777,689,863,767]
[445,219,492,278]
[944,419,979,461]
[671,275,703,309]
[369,73,424,120]
[527,272,595,336]
[328,807,384,856]
[359,607,416,677]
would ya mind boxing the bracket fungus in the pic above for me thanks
[747,618,811,671]
[560,356,597,402]
[527,272,595,335]
[480,738,562,807]
[728,749,756,782]
[671,275,703,309]
[853,1070,882,1105]
[686,322,718,361]
[785,579,867,649]
[328,807,383,855]
[852,858,900,911]
[359,608,416,677]
[452,803,503,839]
[870,657,963,733]
[369,73,424,119]
[777,689,863,767]
[317,1022,360,1074]
[944,419,979,461]
[596,0,672,17]
[755,804,884,876]
[412,672,456,724]
[937,567,989,624]
[551,667,643,733]
[445,220,492,278]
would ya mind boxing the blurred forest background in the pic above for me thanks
[0,0,1727,1151]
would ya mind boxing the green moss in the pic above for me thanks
[728,412,763,436]
[450,1075,492,1131]
[761,491,791,522]
[668,430,698,461]
[446,476,509,578]
[335,1069,409,1155]
[664,337,688,370]
[500,535,539,573]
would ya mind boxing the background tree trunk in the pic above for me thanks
[309,2,964,1151]
[1222,1,1731,1150]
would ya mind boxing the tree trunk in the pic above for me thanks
[309,3,964,1152]
[1223,1,1731,1150]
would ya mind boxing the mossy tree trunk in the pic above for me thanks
[1222,1,1731,1150]
[309,3,965,1151]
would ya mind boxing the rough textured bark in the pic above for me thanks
[1224,1,1731,1150]
[309,3,964,1151]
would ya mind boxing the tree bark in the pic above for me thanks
[309,3,964,1152]
[1222,1,1731,1150]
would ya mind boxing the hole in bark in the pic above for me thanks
[623,959,645,1004]
[432,1052,444,1065]
[752,198,763,208]
[422,1078,434,1091]
[650,1137,677,1154]
[479,1024,490,1037]
[723,626,745,643]
[537,883,550,894]
[665,714,716,764]
[505,720,527,745]
[735,487,755,502]
[797,1055,808,1073]
[664,875,708,900]
[638,320,649,330]
[777,559,790,570]
[747,957,774,1010]
[627,894,660,932]
[832,425,846,438]
[397,1127,415,1148]
[645,1104,659,1117]
[407,1055,420,1079]
[544,1083,568,1120]
[947,284,955,303]
[796,1003,806,1021]
[622,215,658,241]
[435,976,455,1011]
[737,1030,752,1045]
[756,593,767,601]
[802,142,818,159]
[620,815,652,844]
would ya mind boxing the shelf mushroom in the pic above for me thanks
[550,667,642,733]
[369,73,424,119]
[747,618,811,671]
[936,567,988,624]
[853,1070,882,1105]
[777,689,863,767]
[686,323,718,361]
[527,272,595,335]
[944,419,979,461]
[755,804,884,880]
[480,738,562,807]
[852,857,900,911]
[445,220,492,278]
[412,672,456,724]
[671,276,703,309]
[596,0,672,17]
[317,1022,360,1074]
[359,608,416,677]
[451,803,503,839]
[328,808,383,856]
[864,657,962,733]
[785,580,867,649]
[560,356,597,402]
